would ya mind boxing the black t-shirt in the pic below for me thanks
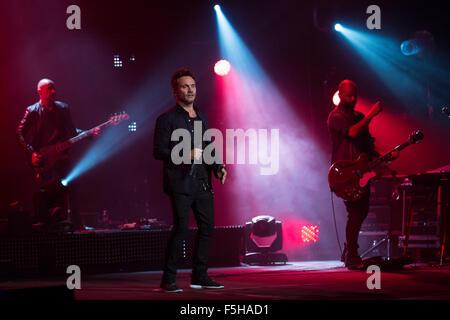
[17,101,77,154]
[327,107,376,164]
[188,115,208,180]
[17,101,78,184]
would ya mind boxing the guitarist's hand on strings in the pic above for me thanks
[92,126,101,136]
[380,149,400,166]
[390,149,400,161]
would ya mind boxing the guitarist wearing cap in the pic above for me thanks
[17,79,100,227]
[327,80,398,269]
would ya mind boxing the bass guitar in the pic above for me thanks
[31,112,129,181]
[328,130,424,201]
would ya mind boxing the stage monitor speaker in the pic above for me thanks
[360,177,405,260]
[399,173,449,249]
[398,172,450,266]
[361,177,403,233]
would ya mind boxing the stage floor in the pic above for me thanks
[2,260,450,300]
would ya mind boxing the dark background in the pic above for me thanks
[1,0,449,259]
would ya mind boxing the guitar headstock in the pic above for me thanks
[409,130,424,144]
[110,112,130,125]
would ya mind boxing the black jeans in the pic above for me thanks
[162,180,214,283]
[344,187,370,253]
[33,179,69,224]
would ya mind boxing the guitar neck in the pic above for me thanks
[368,140,411,170]
[67,119,114,145]
[43,113,128,156]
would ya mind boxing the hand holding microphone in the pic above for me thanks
[189,148,203,177]
[191,148,203,161]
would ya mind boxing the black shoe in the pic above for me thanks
[190,277,224,289]
[345,254,363,270]
[160,282,183,292]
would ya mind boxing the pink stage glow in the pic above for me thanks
[355,97,443,174]
[212,66,330,260]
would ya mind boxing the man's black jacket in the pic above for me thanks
[17,101,77,157]
[17,101,78,184]
[153,104,223,195]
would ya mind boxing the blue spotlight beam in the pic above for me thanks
[63,65,175,185]
[336,25,437,108]
[214,5,262,76]
[213,4,330,219]
[63,125,130,184]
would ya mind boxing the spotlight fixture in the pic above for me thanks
[301,225,319,243]
[243,215,288,265]
[214,4,221,11]
[334,23,343,32]
[113,54,123,68]
[128,122,137,132]
[400,30,435,57]
[214,59,231,76]
[332,90,340,106]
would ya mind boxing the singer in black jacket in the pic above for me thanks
[154,104,222,195]
[153,68,227,292]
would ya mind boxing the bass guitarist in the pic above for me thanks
[16,79,100,227]
[327,79,398,269]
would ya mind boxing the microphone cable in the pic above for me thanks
[330,191,343,257]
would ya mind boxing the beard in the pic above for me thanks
[341,100,356,109]
[179,94,195,104]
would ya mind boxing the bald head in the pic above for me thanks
[37,79,56,108]
[338,79,357,109]
[37,78,55,91]
[338,79,356,92]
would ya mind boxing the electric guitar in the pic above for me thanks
[328,130,424,201]
[31,112,129,181]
